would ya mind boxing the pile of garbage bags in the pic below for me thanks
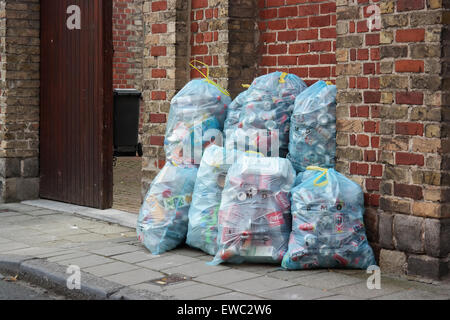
[164,78,231,165]
[288,81,337,172]
[137,162,198,255]
[211,157,295,265]
[137,68,376,270]
[224,72,307,158]
[282,167,376,269]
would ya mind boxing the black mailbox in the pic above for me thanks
[113,89,143,157]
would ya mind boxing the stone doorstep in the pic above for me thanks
[0,254,171,300]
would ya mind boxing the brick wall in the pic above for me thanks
[258,0,337,85]
[113,0,145,133]
[0,0,40,202]
[113,0,144,90]
[336,0,449,280]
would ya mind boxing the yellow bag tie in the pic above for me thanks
[189,60,230,97]
[279,72,288,84]
[326,81,333,85]
[242,84,250,88]
[306,166,329,187]
[245,150,265,157]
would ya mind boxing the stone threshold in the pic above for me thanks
[21,199,137,229]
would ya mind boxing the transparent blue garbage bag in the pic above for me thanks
[210,156,296,265]
[282,167,376,270]
[137,162,198,255]
[186,145,255,255]
[165,78,231,165]
[224,72,307,158]
[287,81,337,172]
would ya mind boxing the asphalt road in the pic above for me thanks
[0,273,66,300]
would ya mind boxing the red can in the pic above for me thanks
[259,175,271,190]
[275,192,291,211]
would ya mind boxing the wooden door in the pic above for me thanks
[40,0,113,209]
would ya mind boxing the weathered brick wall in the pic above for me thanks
[336,0,449,280]
[141,0,192,195]
[258,0,337,85]
[113,0,144,90]
[113,0,145,133]
[0,0,40,202]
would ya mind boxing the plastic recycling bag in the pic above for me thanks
[282,167,376,270]
[211,156,296,265]
[224,72,307,158]
[165,78,231,165]
[186,145,253,255]
[137,162,198,255]
[287,81,337,172]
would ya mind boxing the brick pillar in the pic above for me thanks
[337,0,449,280]
[0,0,40,203]
[190,0,229,91]
[141,0,191,196]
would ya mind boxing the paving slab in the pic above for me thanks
[372,289,449,300]
[57,254,114,268]
[47,251,92,263]
[90,244,140,257]
[202,292,265,300]
[267,269,327,282]
[137,254,199,272]
[258,284,334,300]
[164,283,231,300]
[223,276,292,294]
[293,271,365,290]
[84,261,140,277]
[194,269,261,286]
[163,260,229,277]
[317,294,366,300]
[113,251,160,264]
[104,268,164,286]
[329,279,408,299]
[0,242,30,253]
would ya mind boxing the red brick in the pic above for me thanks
[268,20,287,30]
[370,164,383,177]
[279,6,298,17]
[298,29,318,40]
[150,113,167,123]
[396,152,425,166]
[366,178,381,191]
[278,31,297,42]
[151,91,166,100]
[152,1,167,12]
[364,150,377,162]
[152,69,167,78]
[394,183,423,200]
[288,18,308,29]
[395,60,424,73]
[289,43,309,54]
[192,0,208,9]
[397,0,425,12]
[396,92,424,105]
[364,91,381,103]
[269,44,288,54]
[356,134,370,147]
[309,15,330,28]
[395,122,424,136]
[151,46,166,56]
[150,135,165,146]
[396,29,425,43]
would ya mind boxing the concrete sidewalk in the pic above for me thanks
[0,203,449,300]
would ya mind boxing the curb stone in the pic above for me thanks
[0,254,171,300]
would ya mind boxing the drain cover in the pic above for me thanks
[150,274,191,286]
